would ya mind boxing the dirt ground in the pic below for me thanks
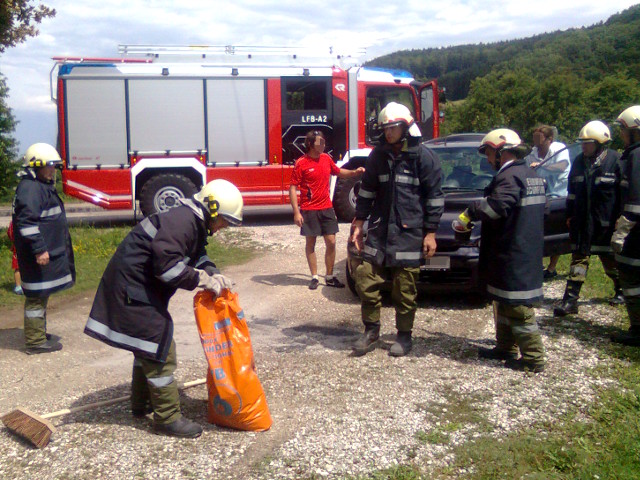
[0,223,623,479]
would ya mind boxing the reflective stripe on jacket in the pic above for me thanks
[567,149,621,255]
[12,170,75,297]
[355,139,443,267]
[84,201,216,361]
[616,142,640,265]
[469,159,545,305]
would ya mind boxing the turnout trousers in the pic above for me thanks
[619,264,640,330]
[132,340,181,424]
[24,295,49,347]
[355,260,419,332]
[493,302,545,365]
[567,252,619,286]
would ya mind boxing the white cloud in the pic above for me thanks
[1,0,638,152]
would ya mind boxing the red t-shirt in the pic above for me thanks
[290,153,341,211]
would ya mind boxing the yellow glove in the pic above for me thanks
[452,209,473,233]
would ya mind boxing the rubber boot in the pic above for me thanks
[389,331,412,357]
[554,280,582,317]
[608,282,625,306]
[611,326,640,347]
[352,322,380,357]
[153,416,203,438]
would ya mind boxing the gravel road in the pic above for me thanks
[0,222,624,479]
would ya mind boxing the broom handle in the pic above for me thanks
[41,378,206,420]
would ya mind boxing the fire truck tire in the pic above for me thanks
[139,173,198,217]
[333,176,360,222]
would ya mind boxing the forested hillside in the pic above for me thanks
[369,5,640,142]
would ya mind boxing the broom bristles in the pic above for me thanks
[2,408,56,449]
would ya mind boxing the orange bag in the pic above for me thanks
[193,289,272,431]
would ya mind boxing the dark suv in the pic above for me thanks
[345,134,580,294]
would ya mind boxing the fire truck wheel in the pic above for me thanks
[140,173,198,217]
[333,176,360,222]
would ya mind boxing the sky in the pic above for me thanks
[1,0,639,154]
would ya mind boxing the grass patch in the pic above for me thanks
[0,224,256,308]
[416,386,493,436]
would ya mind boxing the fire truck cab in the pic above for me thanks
[52,45,441,220]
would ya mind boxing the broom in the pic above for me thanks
[1,378,206,449]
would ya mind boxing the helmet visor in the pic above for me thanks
[221,213,242,226]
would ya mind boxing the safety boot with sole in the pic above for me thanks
[611,328,640,347]
[26,339,63,355]
[554,280,581,317]
[153,416,203,438]
[505,358,545,373]
[477,347,518,361]
[389,331,412,357]
[352,323,380,357]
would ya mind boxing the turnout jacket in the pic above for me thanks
[355,138,444,267]
[567,148,621,256]
[85,199,218,362]
[468,159,545,305]
[616,141,640,267]
[11,169,75,297]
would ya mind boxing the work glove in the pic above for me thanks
[452,208,474,233]
[197,269,233,296]
[203,265,220,276]
[611,215,636,254]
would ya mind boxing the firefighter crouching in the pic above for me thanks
[84,179,243,438]
[456,129,546,373]
[611,105,640,346]
[12,143,75,355]
[554,121,623,317]
[351,102,444,357]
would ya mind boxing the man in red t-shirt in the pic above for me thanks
[289,130,364,290]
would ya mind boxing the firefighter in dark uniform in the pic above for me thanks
[85,179,243,438]
[611,106,640,346]
[12,143,75,355]
[351,102,444,357]
[455,129,547,372]
[554,121,623,316]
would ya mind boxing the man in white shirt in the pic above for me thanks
[525,125,571,278]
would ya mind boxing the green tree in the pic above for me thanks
[0,73,18,200]
[0,1,56,200]
[0,0,55,52]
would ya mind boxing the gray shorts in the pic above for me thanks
[300,208,339,237]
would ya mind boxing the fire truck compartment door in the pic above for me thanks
[129,79,205,153]
[66,79,127,167]
[206,79,266,165]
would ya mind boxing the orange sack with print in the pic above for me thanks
[194,289,272,431]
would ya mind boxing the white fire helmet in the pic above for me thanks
[577,121,611,144]
[478,128,523,155]
[193,179,243,226]
[377,102,422,137]
[616,105,640,130]
[23,143,62,168]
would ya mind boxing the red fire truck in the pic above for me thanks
[52,45,442,220]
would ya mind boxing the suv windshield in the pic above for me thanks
[432,145,495,191]
[429,141,582,195]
